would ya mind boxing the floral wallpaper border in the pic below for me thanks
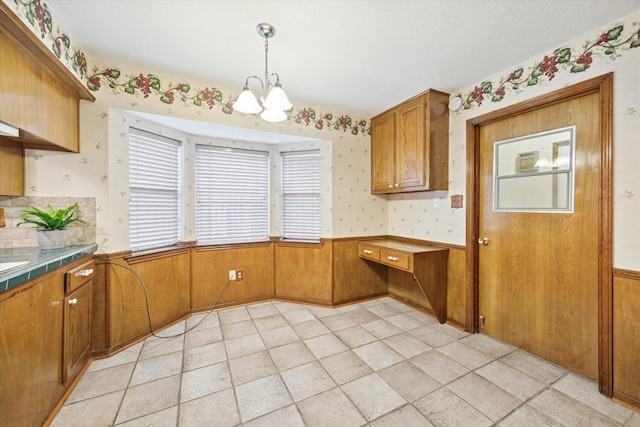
[457,22,640,110]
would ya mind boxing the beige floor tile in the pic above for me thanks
[51,390,124,427]
[253,313,289,332]
[341,373,407,421]
[221,319,258,339]
[87,342,142,372]
[429,322,470,339]
[361,319,403,339]
[129,351,182,387]
[529,388,624,427]
[626,412,640,427]
[378,360,440,402]
[476,360,546,401]
[319,313,358,331]
[501,350,567,385]
[553,373,634,424]
[365,302,403,319]
[344,307,381,324]
[281,361,337,401]
[115,374,181,424]
[292,318,331,339]
[235,374,293,422]
[369,404,434,426]
[148,320,186,339]
[246,302,280,319]
[116,405,178,427]
[459,332,516,359]
[413,387,493,427]
[406,310,439,325]
[410,350,469,385]
[337,303,363,312]
[383,332,432,359]
[180,361,231,402]
[229,350,277,385]
[260,325,300,348]
[218,306,251,325]
[139,335,184,360]
[298,387,366,427]
[409,325,457,348]
[385,313,425,331]
[319,349,373,385]
[183,326,223,350]
[178,388,239,427]
[273,300,304,313]
[436,340,495,370]
[353,340,404,371]
[304,333,349,359]
[183,341,227,372]
[281,307,316,324]
[224,332,266,359]
[185,311,220,330]
[66,362,135,404]
[359,297,386,307]
[242,404,306,427]
[269,341,317,371]
[304,304,339,318]
[498,404,564,427]
[385,299,414,313]
[447,373,522,422]
[334,325,378,348]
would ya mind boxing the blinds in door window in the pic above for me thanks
[128,128,181,251]
[195,145,270,244]
[281,150,321,241]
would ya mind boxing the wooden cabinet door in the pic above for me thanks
[0,139,24,196]
[396,96,426,189]
[371,110,396,193]
[63,281,92,383]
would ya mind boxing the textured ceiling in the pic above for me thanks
[47,1,640,120]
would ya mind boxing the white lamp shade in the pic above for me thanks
[260,108,288,122]
[233,88,263,114]
[263,84,292,111]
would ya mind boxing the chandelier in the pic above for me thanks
[233,23,292,122]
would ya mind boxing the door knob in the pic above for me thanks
[477,236,489,246]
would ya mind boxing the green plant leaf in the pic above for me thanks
[604,47,616,55]
[181,84,190,93]
[160,96,172,104]
[110,69,121,79]
[513,68,524,79]
[527,77,539,86]
[481,81,492,93]
[630,39,640,49]
[607,25,624,41]
[570,64,588,73]
[555,48,571,63]
[124,86,135,95]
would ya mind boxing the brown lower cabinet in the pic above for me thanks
[0,255,94,427]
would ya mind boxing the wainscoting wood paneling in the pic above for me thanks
[332,239,388,305]
[446,248,466,327]
[107,253,190,349]
[613,272,640,411]
[275,241,333,304]
[191,244,275,310]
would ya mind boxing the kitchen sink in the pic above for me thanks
[0,261,29,273]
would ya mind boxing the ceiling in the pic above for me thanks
[45,1,639,139]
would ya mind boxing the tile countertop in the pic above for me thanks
[0,244,98,293]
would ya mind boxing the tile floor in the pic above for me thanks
[51,297,640,426]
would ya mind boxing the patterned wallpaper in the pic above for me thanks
[2,0,639,269]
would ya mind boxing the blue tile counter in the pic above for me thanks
[0,244,98,293]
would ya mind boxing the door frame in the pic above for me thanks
[465,73,613,395]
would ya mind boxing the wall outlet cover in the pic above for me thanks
[451,194,463,209]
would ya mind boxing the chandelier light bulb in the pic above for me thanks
[260,108,288,122]
[263,82,292,111]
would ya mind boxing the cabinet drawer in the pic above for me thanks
[359,244,380,261]
[65,260,95,293]
[380,250,411,271]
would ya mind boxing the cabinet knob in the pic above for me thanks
[477,236,489,246]
[388,184,393,188]
[68,298,78,305]
[363,249,372,255]
[394,183,399,187]
[77,269,93,277]
[387,256,398,262]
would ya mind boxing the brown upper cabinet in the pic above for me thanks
[370,89,449,194]
[0,3,94,153]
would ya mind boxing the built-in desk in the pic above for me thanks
[358,239,448,323]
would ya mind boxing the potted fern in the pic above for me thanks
[17,203,85,249]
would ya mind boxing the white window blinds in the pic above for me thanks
[281,150,321,241]
[128,128,181,251]
[195,145,270,244]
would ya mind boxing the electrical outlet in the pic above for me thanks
[228,270,236,281]
[236,269,243,281]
